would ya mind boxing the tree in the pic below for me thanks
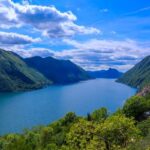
[95,114,141,149]
[40,127,53,148]
[91,107,108,122]
[61,112,77,126]
[123,96,150,120]
[66,119,98,150]
[137,118,150,136]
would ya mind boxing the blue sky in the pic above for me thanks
[0,0,150,71]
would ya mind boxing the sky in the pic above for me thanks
[0,0,150,71]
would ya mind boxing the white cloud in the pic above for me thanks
[0,31,40,44]
[0,0,100,37]
[57,39,150,71]
[14,47,55,58]
[1,38,149,71]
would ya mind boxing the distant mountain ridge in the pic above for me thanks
[117,56,150,89]
[25,56,90,84]
[87,68,123,79]
[0,49,50,92]
[0,49,91,92]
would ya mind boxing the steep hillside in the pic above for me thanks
[0,49,50,92]
[117,56,150,89]
[87,68,123,79]
[25,56,90,84]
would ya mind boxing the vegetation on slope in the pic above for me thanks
[0,49,90,92]
[25,56,90,84]
[0,93,150,150]
[117,56,150,89]
[0,49,50,92]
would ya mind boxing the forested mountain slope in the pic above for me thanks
[117,56,150,89]
[0,49,50,92]
[25,56,90,84]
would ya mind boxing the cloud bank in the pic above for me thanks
[7,38,149,71]
[0,31,40,44]
[0,0,100,37]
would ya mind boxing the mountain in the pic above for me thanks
[117,56,150,89]
[87,68,123,79]
[25,56,90,84]
[0,49,50,92]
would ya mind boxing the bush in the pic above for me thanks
[91,107,108,122]
[123,96,150,120]
[137,118,150,136]
[95,114,141,149]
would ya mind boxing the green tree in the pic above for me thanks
[123,96,150,120]
[66,119,97,150]
[61,112,77,126]
[40,127,53,148]
[95,114,141,150]
[137,118,150,136]
[91,107,108,122]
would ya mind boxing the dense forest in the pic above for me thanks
[0,90,150,150]
[117,56,150,89]
[0,49,50,92]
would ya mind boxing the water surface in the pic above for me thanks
[0,79,136,135]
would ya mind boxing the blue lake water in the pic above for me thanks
[0,79,136,135]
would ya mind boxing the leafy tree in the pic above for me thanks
[95,114,141,150]
[123,95,150,120]
[40,127,53,148]
[137,118,150,136]
[91,107,108,122]
[61,112,77,126]
[1,134,25,150]
[66,119,97,150]
[23,131,40,150]
[45,143,58,150]
[128,133,150,150]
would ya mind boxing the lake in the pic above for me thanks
[0,79,136,135]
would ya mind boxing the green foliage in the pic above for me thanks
[45,143,57,150]
[67,114,140,150]
[95,114,141,149]
[40,127,53,148]
[61,112,77,126]
[91,107,108,122]
[67,119,96,150]
[128,133,150,150]
[137,119,150,136]
[117,55,150,89]
[123,95,150,120]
